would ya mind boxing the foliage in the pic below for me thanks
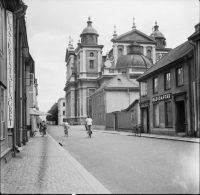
[46,102,58,125]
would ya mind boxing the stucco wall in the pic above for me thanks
[106,91,139,113]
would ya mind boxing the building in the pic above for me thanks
[106,99,140,131]
[0,0,38,169]
[90,74,139,129]
[188,23,200,137]
[64,17,171,125]
[137,40,196,136]
[58,97,66,125]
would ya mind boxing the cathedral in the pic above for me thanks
[64,17,171,124]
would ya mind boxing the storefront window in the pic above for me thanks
[165,72,171,90]
[0,86,5,139]
[153,77,158,93]
[165,101,173,127]
[153,103,159,127]
[177,67,183,86]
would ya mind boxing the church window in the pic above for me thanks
[90,52,94,57]
[118,48,123,58]
[147,50,152,59]
[96,37,98,44]
[89,60,94,69]
[83,36,86,43]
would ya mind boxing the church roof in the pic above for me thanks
[90,74,138,97]
[137,41,193,81]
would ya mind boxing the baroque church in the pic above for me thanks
[64,17,171,124]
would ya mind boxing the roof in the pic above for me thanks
[137,41,193,81]
[124,99,139,111]
[90,74,139,97]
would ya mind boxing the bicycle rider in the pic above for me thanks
[86,115,93,135]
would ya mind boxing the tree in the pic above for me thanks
[46,103,58,125]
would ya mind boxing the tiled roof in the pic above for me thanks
[90,74,138,97]
[137,41,193,81]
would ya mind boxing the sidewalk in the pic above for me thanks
[1,131,111,194]
[92,129,200,144]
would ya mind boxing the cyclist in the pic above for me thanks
[86,116,93,137]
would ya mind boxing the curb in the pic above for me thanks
[47,133,111,194]
[92,130,200,144]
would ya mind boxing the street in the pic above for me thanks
[47,125,199,194]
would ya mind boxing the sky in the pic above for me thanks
[23,0,199,112]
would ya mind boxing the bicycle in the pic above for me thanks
[87,125,92,138]
[133,124,141,137]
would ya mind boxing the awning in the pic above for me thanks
[30,108,52,116]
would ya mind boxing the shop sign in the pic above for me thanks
[7,11,14,128]
[152,93,172,103]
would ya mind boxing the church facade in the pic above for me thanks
[64,17,171,124]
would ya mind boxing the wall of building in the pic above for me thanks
[140,59,192,136]
[106,91,139,113]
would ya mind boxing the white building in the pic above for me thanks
[58,97,66,125]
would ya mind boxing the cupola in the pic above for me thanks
[150,21,166,48]
[116,42,153,70]
[80,16,99,45]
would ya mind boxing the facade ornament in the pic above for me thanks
[113,25,117,38]
[132,16,136,29]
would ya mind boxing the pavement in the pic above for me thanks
[91,128,200,144]
[1,130,111,194]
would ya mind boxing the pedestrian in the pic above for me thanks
[63,119,70,137]
[40,120,47,137]
[86,115,93,136]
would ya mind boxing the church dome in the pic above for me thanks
[80,17,99,36]
[116,42,153,69]
[150,21,165,39]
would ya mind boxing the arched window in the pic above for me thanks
[118,48,123,58]
[147,50,152,59]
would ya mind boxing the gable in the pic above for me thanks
[113,30,155,43]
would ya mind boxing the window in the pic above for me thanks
[118,48,123,58]
[147,50,152,59]
[63,118,65,122]
[153,77,158,93]
[165,101,173,127]
[90,52,94,57]
[153,103,159,127]
[177,67,183,86]
[0,86,5,139]
[165,72,171,90]
[89,60,94,69]
[63,111,65,116]
[63,102,65,107]
[141,81,147,96]
[0,5,4,55]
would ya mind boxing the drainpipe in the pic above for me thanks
[184,56,192,137]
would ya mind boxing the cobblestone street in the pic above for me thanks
[0,130,110,194]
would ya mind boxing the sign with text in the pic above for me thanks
[152,93,172,103]
[7,11,14,128]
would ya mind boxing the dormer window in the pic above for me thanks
[90,52,94,57]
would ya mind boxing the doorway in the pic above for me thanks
[176,101,185,133]
[142,108,149,133]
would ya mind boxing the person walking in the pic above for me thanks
[63,119,70,137]
[40,120,47,137]
[86,116,93,137]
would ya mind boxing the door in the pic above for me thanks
[142,108,149,133]
[176,101,185,133]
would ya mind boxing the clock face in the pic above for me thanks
[90,52,94,57]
